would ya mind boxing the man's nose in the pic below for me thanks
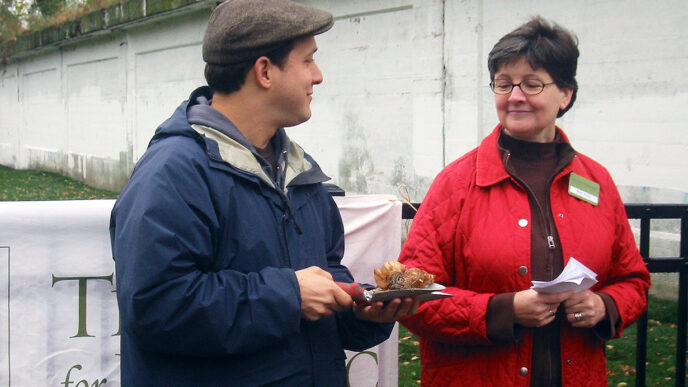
[312,63,323,85]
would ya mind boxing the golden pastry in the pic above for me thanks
[374,261,434,290]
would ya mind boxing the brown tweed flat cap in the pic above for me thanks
[202,0,334,65]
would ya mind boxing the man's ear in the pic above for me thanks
[253,56,273,89]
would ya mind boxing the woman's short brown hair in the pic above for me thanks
[488,16,579,117]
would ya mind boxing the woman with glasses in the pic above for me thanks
[398,16,650,386]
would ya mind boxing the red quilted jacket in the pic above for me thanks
[399,125,650,386]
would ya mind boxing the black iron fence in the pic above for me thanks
[401,202,688,387]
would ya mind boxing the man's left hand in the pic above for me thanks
[353,297,420,323]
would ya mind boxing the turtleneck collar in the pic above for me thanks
[499,131,561,161]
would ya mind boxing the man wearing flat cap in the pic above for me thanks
[110,0,419,385]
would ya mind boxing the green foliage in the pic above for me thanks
[0,165,119,200]
[0,0,29,43]
[397,296,684,387]
[1,0,119,50]
[35,0,65,17]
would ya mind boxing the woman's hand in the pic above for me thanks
[563,290,606,328]
[514,289,573,327]
[353,297,420,323]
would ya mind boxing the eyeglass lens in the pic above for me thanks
[491,80,547,95]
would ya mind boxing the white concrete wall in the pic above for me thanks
[1,0,687,202]
[0,10,209,189]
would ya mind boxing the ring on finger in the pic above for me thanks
[549,309,555,316]
[574,312,583,321]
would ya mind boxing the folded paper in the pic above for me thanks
[531,257,598,294]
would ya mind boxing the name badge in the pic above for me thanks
[568,173,600,206]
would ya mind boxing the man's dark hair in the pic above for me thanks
[204,40,295,94]
[488,16,579,117]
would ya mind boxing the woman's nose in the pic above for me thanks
[508,84,527,102]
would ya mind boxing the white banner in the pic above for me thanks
[0,196,401,386]
[336,195,402,387]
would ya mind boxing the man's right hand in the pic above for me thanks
[295,266,353,321]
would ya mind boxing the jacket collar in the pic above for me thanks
[192,123,329,191]
[476,124,579,187]
[186,87,330,191]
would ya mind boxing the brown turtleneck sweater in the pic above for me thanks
[485,130,619,387]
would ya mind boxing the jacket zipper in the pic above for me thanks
[505,148,559,385]
[276,150,303,235]
[503,150,557,278]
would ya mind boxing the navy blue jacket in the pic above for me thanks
[110,87,393,386]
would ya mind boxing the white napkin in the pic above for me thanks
[530,257,598,294]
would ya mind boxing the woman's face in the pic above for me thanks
[493,57,573,143]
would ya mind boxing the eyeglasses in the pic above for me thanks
[489,79,555,95]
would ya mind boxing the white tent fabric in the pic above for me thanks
[336,195,402,387]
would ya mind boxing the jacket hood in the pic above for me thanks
[150,101,194,142]
[151,87,240,142]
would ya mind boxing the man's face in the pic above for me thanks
[270,36,323,127]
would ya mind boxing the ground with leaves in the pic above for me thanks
[0,165,118,200]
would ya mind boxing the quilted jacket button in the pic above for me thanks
[519,367,529,376]
[519,266,528,275]
[518,218,528,227]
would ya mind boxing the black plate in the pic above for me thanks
[369,283,451,303]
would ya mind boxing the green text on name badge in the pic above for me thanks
[568,173,600,206]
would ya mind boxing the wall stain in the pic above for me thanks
[390,156,432,203]
[337,112,374,194]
